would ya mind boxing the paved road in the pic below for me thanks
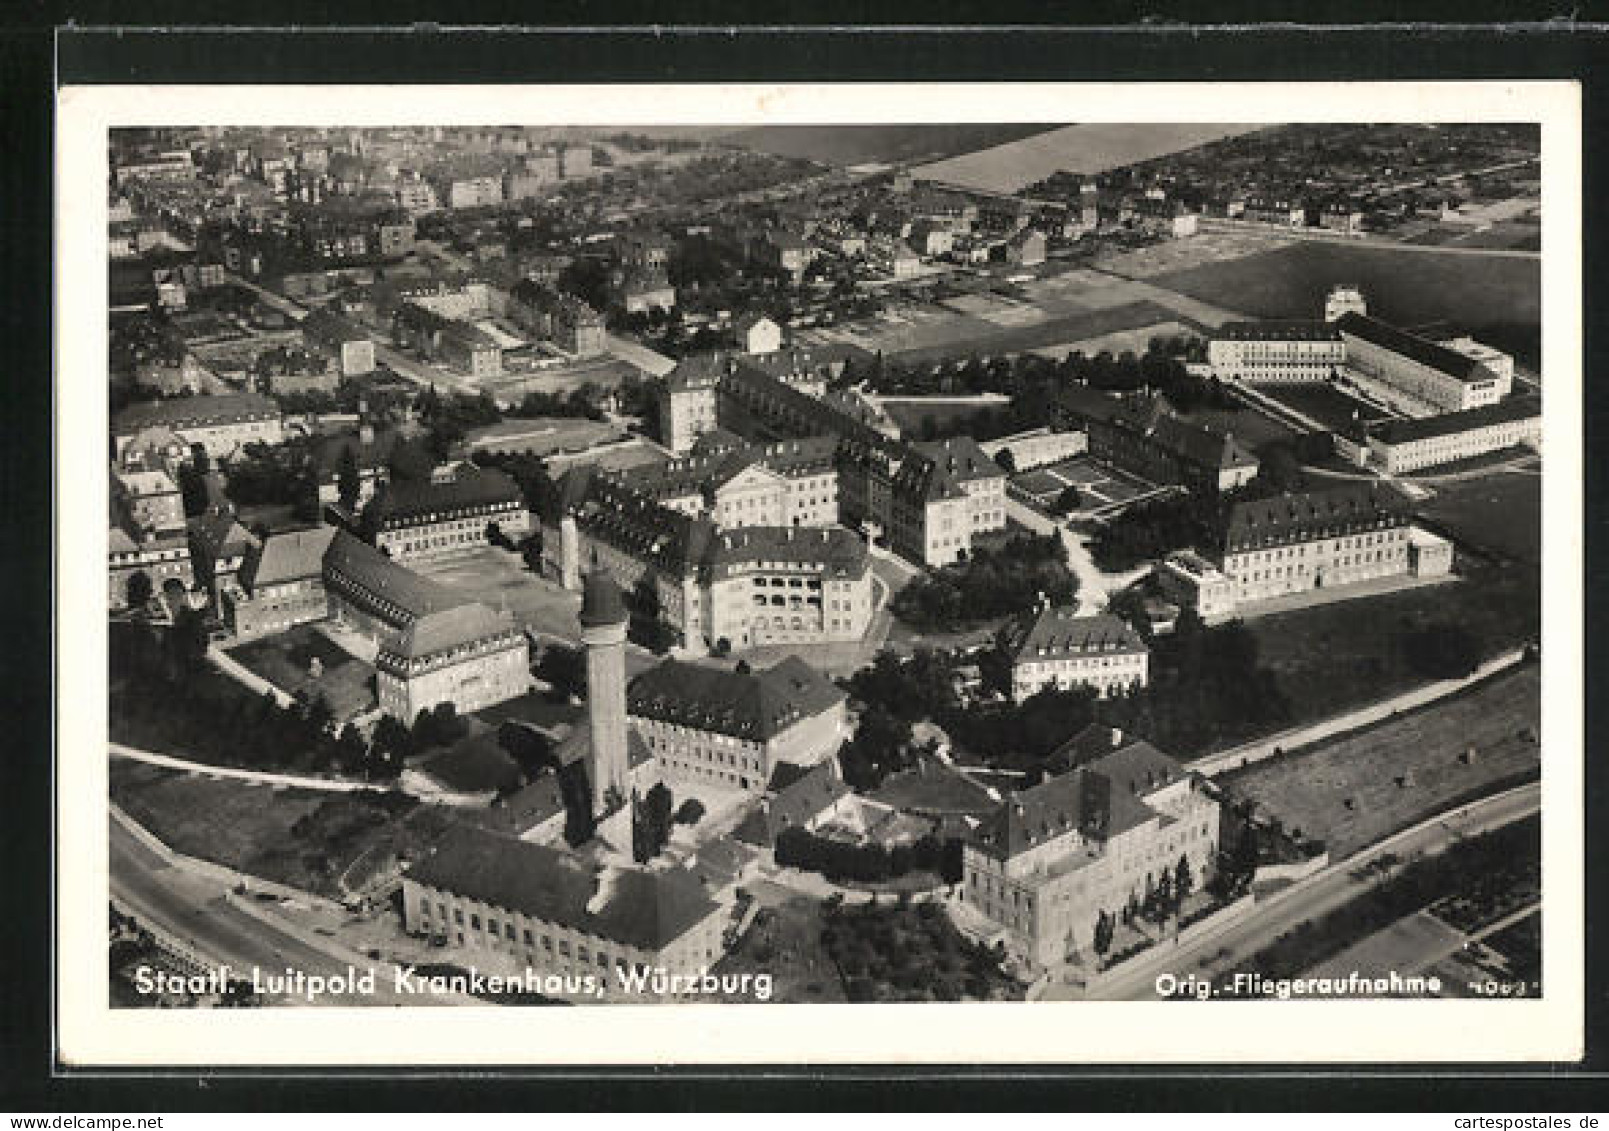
[1003,495,1150,616]
[1063,782,1538,1001]
[111,741,372,793]
[110,814,431,1007]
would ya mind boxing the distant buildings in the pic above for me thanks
[507,280,607,357]
[1353,396,1541,474]
[1005,608,1150,703]
[300,306,376,377]
[1207,322,1346,384]
[734,312,783,356]
[962,737,1220,969]
[1335,312,1512,415]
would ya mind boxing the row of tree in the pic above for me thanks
[889,531,1078,633]
[774,826,964,885]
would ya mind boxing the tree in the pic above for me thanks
[673,798,705,826]
[994,447,1017,474]
[1054,485,1082,514]
[535,644,586,700]
[1093,910,1115,960]
[559,760,596,847]
[1174,854,1195,905]
[125,571,153,612]
[336,444,363,511]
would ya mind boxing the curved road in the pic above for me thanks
[1055,782,1539,1001]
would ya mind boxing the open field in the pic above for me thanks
[1257,383,1394,434]
[1416,468,1542,567]
[889,301,1187,365]
[1147,240,1542,368]
[1094,231,1292,280]
[911,123,1267,194]
[110,760,459,900]
[725,123,1063,168]
[1028,320,1193,362]
[1247,564,1538,723]
[1219,665,1540,859]
[228,625,376,721]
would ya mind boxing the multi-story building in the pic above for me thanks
[627,656,848,794]
[187,505,260,607]
[222,525,338,640]
[1359,395,1541,474]
[1207,321,1346,384]
[658,353,728,455]
[612,435,839,532]
[912,437,1009,538]
[962,738,1220,969]
[1156,550,1237,621]
[979,428,1087,472]
[112,469,185,537]
[111,393,284,464]
[1216,484,1447,605]
[543,468,876,653]
[441,175,505,210]
[323,531,529,721]
[1006,608,1150,703]
[507,280,607,357]
[1335,312,1511,415]
[1071,395,1259,495]
[108,499,193,611]
[300,306,376,377]
[400,825,727,1002]
[734,312,783,356]
[395,178,439,218]
[363,465,530,562]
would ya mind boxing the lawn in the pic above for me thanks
[709,895,847,1004]
[1416,469,1542,568]
[1219,664,1540,859]
[1148,241,1541,368]
[887,300,1188,365]
[1256,383,1393,434]
[110,759,458,900]
[1244,563,1538,724]
[228,624,376,721]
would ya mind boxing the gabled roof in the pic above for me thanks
[1008,608,1148,664]
[971,763,1160,861]
[405,825,721,951]
[385,602,520,661]
[913,436,1008,485]
[627,655,845,742]
[365,466,524,527]
[321,529,463,621]
[240,525,338,590]
[1369,395,1540,446]
[190,507,260,557]
[1222,483,1408,551]
[1213,320,1341,343]
[766,760,852,842]
[1334,312,1498,384]
[113,393,280,435]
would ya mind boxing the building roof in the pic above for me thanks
[1009,608,1148,664]
[704,525,869,580]
[321,529,464,621]
[1369,395,1541,446]
[365,466,524,527]
[1106,399,1260,472]
[190,506,260,558]
[385,602,520,661]
[971,763,1159,861]
[1223,483,1408,551]
[112,392,280,435]
[913,436,1008,485]
[473,772,567,836]
[627,655,845,742]
[766,760,852,842]
[1213,320,1341,343]
[1335,312,1499,384]
[663,352,731,394]
[405,825,721,951]
[114,469,180,498]
[240,525,338,590]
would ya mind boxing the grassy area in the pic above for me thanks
[710,895,847,1004]
[888,300,1185,365]
[228,625,376,721]
[1416,469,1542,568]
[1219,665,1540,859]
[1148,241,1541,368]
[1244,564,1538,725]
[110,759,456,900]
[1256,383,1392,433]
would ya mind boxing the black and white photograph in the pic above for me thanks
[54,80,1583,1067]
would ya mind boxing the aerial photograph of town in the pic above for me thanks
[102,119,1545,1010]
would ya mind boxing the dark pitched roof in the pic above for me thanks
[766,761,852,841]
[321,529,464,621]
[1222,484,1408,551]
[1009,608,1148,663]
[384,602,520,661]
[1335,313,1498,384]
[703,525,869,580]
[113,393,280,435]
[405,825,721,951]
[365,466,524,527]
[913,436,1008,485]
[1106,400,1259,472]
[415,734,524,795]
[240,525,338,590]
[1213,320,1341,343]
[1369,395,1541,446]
[627,655,846,742]
[971,764,1158,860]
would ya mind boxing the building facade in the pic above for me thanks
[364,466,531,561]
[112,393,284,463]
[1207,322,1346,384]
[1336,313,1511,415]
[1362,396,1541,473]
[1007,608,1150,703]
[962,739,1220,969]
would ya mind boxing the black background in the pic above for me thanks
[3,10,1607,1111]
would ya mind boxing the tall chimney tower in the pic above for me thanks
[579,566,630,814]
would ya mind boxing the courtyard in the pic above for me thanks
[227,624,377,722]
[1013,455,1160,514]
